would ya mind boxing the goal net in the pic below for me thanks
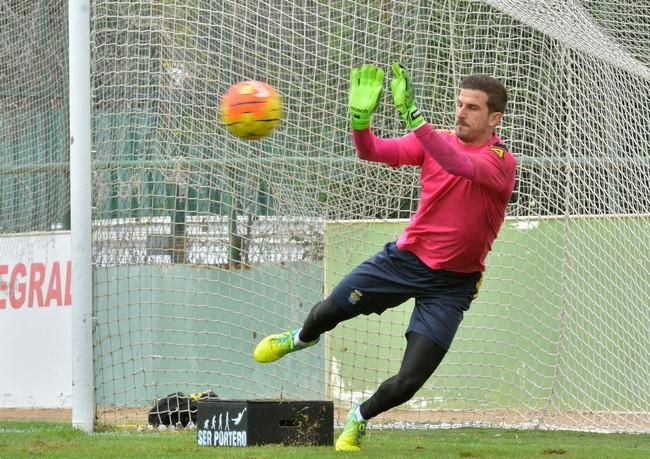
[3,0,649,432]
[0,1,68,233]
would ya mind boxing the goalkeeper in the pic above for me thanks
[254,63,516,452]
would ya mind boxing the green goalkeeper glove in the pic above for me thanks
[349,64,385,130]
[390,62,426,130]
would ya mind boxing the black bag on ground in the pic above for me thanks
[148,390,219,427]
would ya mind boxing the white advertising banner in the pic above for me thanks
[0,232,72,408]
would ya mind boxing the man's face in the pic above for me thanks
[454,89,502,145]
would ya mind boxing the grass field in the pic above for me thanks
[0,421,648,458]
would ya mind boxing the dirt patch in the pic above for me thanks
[0,408,71,422]
[3,406,648,433]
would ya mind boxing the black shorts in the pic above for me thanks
[330,242,482,350]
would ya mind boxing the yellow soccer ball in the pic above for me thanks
[220,80,282,140]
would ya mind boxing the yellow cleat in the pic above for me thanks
[253,329,318,363]
[335,406,367,452]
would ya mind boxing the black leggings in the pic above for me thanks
[299,297,447,421]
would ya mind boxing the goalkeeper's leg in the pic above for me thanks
[253,297,355,363]
[360,331,446,419]
[299,296,357,342]
[335,332,446,451]
[255,242,424,363]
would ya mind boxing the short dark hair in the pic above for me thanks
[460,75,507,114]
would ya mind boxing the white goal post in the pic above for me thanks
[69,0,94,432]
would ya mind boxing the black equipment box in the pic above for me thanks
[196,399,333,447]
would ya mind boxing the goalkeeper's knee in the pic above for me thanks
[301,297,355,342]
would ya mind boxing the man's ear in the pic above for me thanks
[488,111,502,128]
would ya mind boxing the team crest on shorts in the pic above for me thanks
[348,289,363,304]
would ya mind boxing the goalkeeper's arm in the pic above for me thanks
[414,125,475,178]
[348,63,401,165]
[390,62,475,179]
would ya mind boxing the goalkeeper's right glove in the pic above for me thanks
[390,62,426,130]
[349,64,385,130]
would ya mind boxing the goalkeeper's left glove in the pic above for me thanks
[349,64,385,130]
[390,62,426,130]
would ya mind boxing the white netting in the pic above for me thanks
[87,0,649,431]
[2,0,648,432]
[0,1,69,232]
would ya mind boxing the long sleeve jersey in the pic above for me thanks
[352,124,516,273]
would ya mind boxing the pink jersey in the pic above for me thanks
[352,125,516,273]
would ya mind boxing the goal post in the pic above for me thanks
[69,0,94,433]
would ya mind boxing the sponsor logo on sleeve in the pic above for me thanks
[489,146,505,158]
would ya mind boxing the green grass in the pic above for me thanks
[0,421,648,458]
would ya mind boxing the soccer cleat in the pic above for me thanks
[335,405,367,452]
[253,329,319,363]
